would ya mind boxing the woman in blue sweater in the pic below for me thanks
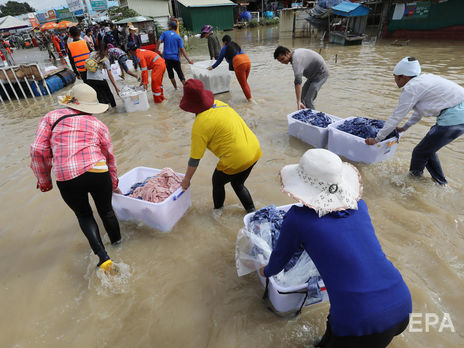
[260,149,412,347]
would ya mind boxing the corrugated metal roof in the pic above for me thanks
[176,0,235,8]
[332,1,370,17]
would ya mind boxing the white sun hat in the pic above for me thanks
[280,149,363,217]
[393,57,421,76]
[59,83,109,114]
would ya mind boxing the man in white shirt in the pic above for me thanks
[366,57,464,185]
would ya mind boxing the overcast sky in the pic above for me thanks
[0,0,118,12]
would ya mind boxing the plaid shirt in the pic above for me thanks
[30,108,118,190]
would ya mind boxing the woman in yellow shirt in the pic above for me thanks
[180,79,262,213]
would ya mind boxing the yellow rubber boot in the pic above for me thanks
[99,259,116,274]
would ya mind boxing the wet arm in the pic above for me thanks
[263,217,301,277]
[99,124,119,191]
[30,117,53,188]
[211,46,226,69]
[180,47,193,64]
[375,89,417,142]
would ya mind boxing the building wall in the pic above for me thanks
[179,5,234,33]
[388,0,464,33]
[127,0,170,27]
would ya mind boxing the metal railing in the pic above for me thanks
[0,63,52,105]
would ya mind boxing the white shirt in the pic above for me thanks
[376,73,464,142]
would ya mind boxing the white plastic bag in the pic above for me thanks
[235,205,320,287]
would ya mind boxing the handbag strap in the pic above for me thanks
[51,113,88,131]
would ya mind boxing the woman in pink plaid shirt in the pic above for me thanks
[30,84,121,273]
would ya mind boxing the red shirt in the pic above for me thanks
[30,108,118,190]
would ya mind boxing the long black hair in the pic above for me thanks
[224,41,241,61]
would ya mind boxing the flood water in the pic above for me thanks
[1,27,463,347]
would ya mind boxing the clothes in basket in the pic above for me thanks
[336,117,399,140]
[292,109,335,128]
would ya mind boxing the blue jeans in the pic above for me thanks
[410,123,464,185]
[302,73,328,110]
[118,55,129,72]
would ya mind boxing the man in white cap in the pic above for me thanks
[366,57,464,185]
[260,149,412,347]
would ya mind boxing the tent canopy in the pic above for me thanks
[0,15,31,30]
[331,1,370,17]
[114,16,154,25]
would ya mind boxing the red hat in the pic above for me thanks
[180,79,214,114]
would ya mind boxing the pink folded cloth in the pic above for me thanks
[129,168,183,203]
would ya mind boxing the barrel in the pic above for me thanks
[56,70,76,86]
[30,75,65,96]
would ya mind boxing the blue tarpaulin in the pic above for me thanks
[317,0,343,9]
[332,1,370,17]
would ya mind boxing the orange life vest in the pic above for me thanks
[68,40,90,72]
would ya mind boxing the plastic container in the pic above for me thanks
[243,204,329,314]
[120,88,150,113]
[327,117,400,164]
[102,63,122,81]
[287,109,342,148]
[112,167,191,232]
[191,60,231,94]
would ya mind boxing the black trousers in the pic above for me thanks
[57,172,121,262]
[212,162,256,212]
[165,59,185,81]
[86,79,116,107]
[316,315,410,348]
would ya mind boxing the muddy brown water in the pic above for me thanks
[1,28,463,347]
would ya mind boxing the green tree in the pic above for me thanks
[0,1,35,16]
[108,7,140,22]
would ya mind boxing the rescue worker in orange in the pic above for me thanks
[52,32,63,57]
[128,44,166,103]
[67,26,91,82]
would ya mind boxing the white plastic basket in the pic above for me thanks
[191,60,231,94]
[102,63,122,81]
[287,109,342,148]
[327,117,400,164]
[112,167,191,232]
[243,204,328,314]
[120,89,149,113]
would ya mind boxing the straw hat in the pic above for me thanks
[393,57,421,76]
[128,25,138,32]
[59,84,109,114]
[180,79,214,114]
[280,149,363,217]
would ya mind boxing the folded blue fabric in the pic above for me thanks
[336,117,399,140]
[292,109,335,128]
[249,205,305,272]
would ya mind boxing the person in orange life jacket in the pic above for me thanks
[127,44,166,103]
[156,20,193,90]
[67,26,91,83]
